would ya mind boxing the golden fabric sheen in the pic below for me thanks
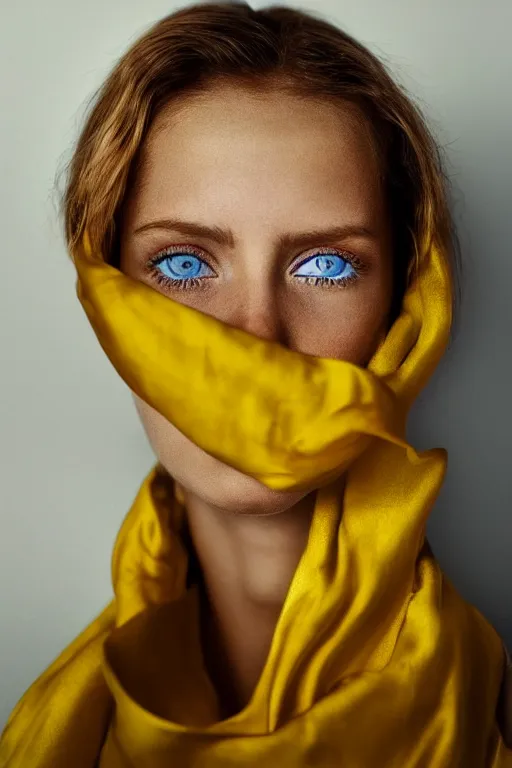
[1,227,511,767]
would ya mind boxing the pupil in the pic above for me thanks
[317,256,335,273]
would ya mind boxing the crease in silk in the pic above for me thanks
[1,224,511,768]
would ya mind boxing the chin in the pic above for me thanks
[133,394,310,516]
[162,442,310,516]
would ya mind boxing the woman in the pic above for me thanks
[1,2,510,765]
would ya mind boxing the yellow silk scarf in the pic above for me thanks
[1,226,511,767]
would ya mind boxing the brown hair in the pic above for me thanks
[56,0,462,333]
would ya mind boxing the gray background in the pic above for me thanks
[0,0,510,731]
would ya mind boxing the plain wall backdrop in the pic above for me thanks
[0,0,511,731]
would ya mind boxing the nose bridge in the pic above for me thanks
[229,243,287,344]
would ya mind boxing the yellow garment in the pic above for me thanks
[1,226,511,767]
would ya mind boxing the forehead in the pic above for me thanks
[127,85,385,226]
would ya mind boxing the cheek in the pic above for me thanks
[286,283,391,366]
[132,395,311,515]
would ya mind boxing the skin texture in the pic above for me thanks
[119,84,394,717]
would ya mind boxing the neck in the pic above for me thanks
[180,487,318,717]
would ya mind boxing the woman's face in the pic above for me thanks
[119,84,394,515]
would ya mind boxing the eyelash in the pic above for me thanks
[143,243,367,292]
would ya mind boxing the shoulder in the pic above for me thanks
[497,642,512,748]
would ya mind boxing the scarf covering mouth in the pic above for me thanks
[1,228,511,768]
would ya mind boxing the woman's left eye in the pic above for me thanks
[292,251,358,287]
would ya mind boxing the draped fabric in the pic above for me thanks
[1,226,511,767]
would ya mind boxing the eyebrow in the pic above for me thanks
[133,217,378,249]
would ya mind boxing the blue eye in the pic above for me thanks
[152,252,214,281]
[293,253,356,281]
[145,249,216,291]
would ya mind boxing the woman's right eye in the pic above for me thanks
[145,249,216,291]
